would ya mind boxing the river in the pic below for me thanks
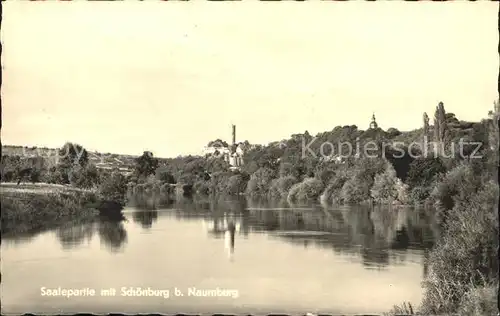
[1,194,439,315]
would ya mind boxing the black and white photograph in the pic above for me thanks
[1,1,499,315]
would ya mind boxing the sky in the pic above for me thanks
[2,1,498,158]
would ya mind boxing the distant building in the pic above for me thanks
[203,143,230,157]
[203,125,245,169]
[226,125,244,168]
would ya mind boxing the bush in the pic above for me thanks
[29,168,42,183]
[370,163,399,204]
[69,164,100,189]
[456,285,497,316]
[341,175,372,204]
[406,157,446,190]
[320,175,348,205]
[155,167,176,184]
[159,183,172,194]
[46,166,70,185]
[98,172,128,206]
[409,185,432,205]
[209,171,232,194]
[226,174,247,195]
[245,167,276,197]
[340,157,386,204]
[287,178,324,202]
[421,180,498,315]
[429,163,482,212]
[193,180,210,195]
[268,176,298,199]
[395,179,410,205]
[1,190,100,235]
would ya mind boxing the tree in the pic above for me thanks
[423,112,430,154]
[226,174,247,195]
[387,127,402,138]
[340,157,387,204]
[56,143,89,184]
[207,139,229,148]
[406,157,446,203]
[98,172,128,206]
[1,155,21,182]
[69,164,100,189]
[486,100,499,176]
[433,102,448,155]
[423,112,430,136]
[245,167,276,196]
[321,173,348,205]
[155,167,176,184]
[134,151,159,178]
[371,163,399,204]
[406,157,446,188]
[58,142,89,168]
[287,178,324,202]
[269,175,298,199]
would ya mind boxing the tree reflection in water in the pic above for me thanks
[128,192,174,230]
[55,217,128,253]
[246,201,437,269]
[56,221,95,250]
[122,193,437,268]
[98,219,128,252]
[127,192,173,211]
[132,211,158,229]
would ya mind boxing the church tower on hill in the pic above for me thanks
[369,113,378,129]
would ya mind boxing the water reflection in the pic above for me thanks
[132,211,158,229]
[54,218,128,252]
[3,193,438,268]
[127,192,173,210]
[97,219,128,252]
[161,195,438,269]
[2,193,440,314]
[56,222,94,249]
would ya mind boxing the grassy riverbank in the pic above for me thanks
[1,183,105,235]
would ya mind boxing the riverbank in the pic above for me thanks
[1,183,119,235]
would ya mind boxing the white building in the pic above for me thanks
[203,125,245,168]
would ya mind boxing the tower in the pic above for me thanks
[369,113,378,129]
[232,125,236,145]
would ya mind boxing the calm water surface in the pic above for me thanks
[2,194,438,315]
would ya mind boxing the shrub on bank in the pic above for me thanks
[210,171,232,194]
[395,180,410,205]
[98,172,128,206]
[268,176,298,199]
[456,285,497,316]
[287,178,324,202]
[341,175,372,204]
[193,179,210,195]
[340,158,387,205]
[421,180,498,315]
[428,163,482,213]
[245,167,276,197]
[370,163,399,204]
[225,174,247,195]
[1,190,100,235]
[69,164,100,189]
[320,175,348,205]
[406,157,446,203]
[46,166,70,185]
[160,183,173,194]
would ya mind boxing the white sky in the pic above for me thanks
[2,1,498,157]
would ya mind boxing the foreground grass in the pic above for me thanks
[1,183,101,235]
